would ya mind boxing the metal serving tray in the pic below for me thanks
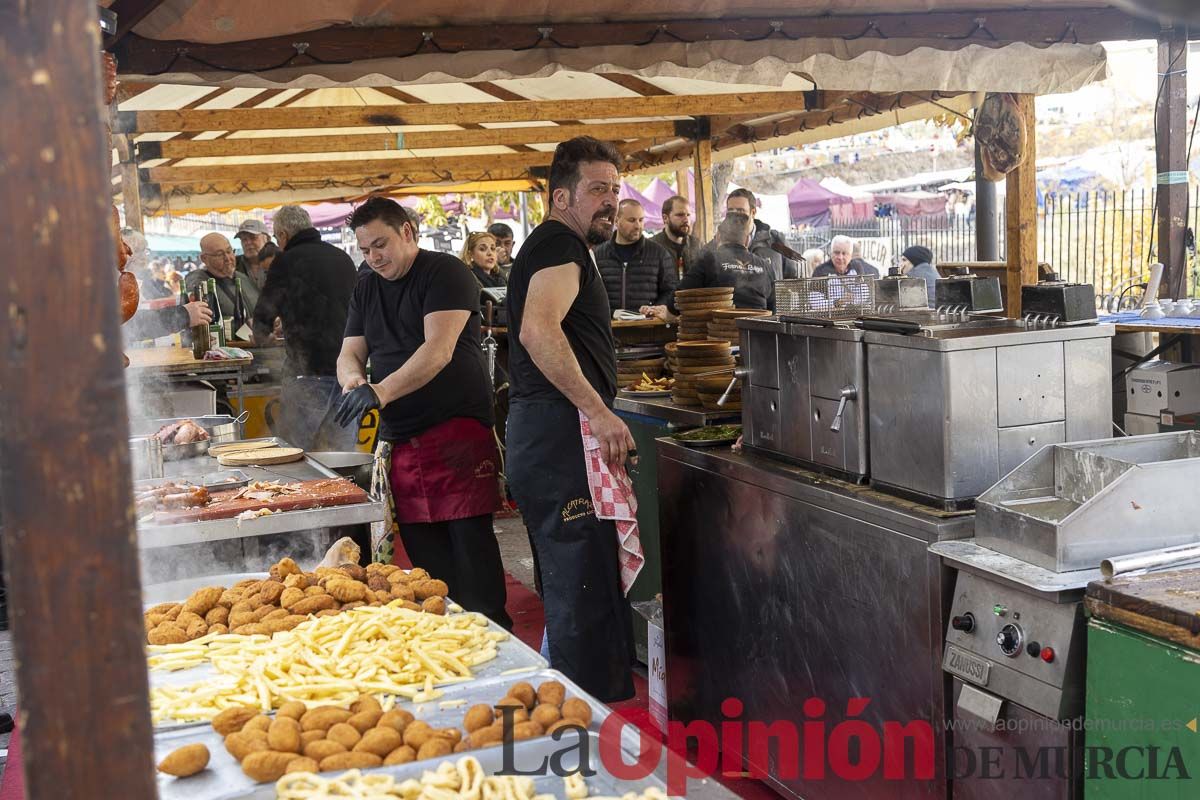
[146,575,548,730]
[154,670,640,800]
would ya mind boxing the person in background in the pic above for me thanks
[488,222,516,279]
[724,188,799,280]
[672,212,775,312]
[335,197,511,628]
[185,233,263,320]
[252,205,359,451]
[235,218,274,291]
[505,136,635,702]
[593,199,676,315]
[462,231,506,289]
[650,195,703,280]
[899,245,939,307]
[801,248,825,279]
[812,235,880,277]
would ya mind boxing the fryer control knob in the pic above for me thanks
[997,623,1023,657]
[951,613,975,633]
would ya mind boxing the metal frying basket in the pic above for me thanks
[775,276,876,320]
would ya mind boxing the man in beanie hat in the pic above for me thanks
[899,245,938,307]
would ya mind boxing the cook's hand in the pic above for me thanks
[589,408,636,470]
[334,383,381,427]
[185,301,213,327]
[342,375,368,392]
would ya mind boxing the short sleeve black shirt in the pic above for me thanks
[344,250,493,442]
[506,220,617,404]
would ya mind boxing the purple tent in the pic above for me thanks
[787,179,843,227]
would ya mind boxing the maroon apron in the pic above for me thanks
[388,417,501,524]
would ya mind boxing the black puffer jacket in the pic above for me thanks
[593,236,677,311]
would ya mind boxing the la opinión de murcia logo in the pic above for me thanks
[491,697,1193,795]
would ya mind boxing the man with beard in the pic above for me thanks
[650,195,703,279]
[505,136,636,702]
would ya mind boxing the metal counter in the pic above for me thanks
[137,451,386,585]
[614,396,739,662]
[657,439,974,800]
[614,394,740,428]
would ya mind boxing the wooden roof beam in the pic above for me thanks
[144,170,541,200]
[138,120,684,160]
[114,9,1162,75]
[144,151,556,184]
[117,91,811,133]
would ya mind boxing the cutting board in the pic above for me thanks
[153,478,369,524]
[1086,569,1200,652]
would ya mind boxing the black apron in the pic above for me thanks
[506,398,635,702]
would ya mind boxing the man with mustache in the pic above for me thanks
[505,136,636,702]
[650,194,703,279]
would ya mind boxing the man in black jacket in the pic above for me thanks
[650,195,704,280]
[671,212,775,312]
[592,199,676,315]
[812,235,880,277]
[253,205,359,450]
[725,188,800,280]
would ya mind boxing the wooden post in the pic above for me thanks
[0,5,156,799]
[1005,94,1038,316]
[675,168,690,201]
[117,134,144,233]
[691,119,715,242]
[1155,29,1188,299]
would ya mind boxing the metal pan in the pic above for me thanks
[134,413,249,461]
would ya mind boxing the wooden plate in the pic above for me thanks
[676,341,732,353]
[676,287,735,298]
[208,440,277,457]
[218,447,305,466]
[711,308,772,319]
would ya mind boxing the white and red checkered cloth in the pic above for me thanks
[580,411,644,594]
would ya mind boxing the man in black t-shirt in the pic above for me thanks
[334,197,510,629]
[506,136,636,702]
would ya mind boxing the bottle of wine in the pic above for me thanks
[190,283,210,359]
[206,278,226,347]
[232,275,248,340]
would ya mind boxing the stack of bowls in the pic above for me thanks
[675,287,734,342]
[671,341,735,407]
[706,308,772,344]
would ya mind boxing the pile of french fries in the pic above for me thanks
[148,604,508,724]
[624,374,674,392]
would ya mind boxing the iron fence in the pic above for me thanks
[787,185,1200,297]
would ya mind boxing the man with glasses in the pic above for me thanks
[185,232,262,319]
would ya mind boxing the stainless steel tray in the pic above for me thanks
[146,574,548,730]
[155,671,647,800]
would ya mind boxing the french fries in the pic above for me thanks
[148,603,507,724]
[624,373,674,392]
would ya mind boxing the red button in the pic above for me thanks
[1040,647,1055,663]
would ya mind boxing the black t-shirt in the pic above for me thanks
[507,220,617,404]
[344,249,493,442]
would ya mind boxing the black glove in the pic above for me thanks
[334,383,381,428]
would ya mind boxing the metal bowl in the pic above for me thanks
[132,413,247,461]
[308,451,375,490]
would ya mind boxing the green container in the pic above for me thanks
[1085,619,1200,797]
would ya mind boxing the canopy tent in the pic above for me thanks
[819,177,876,223]
[787,178,845,227]
[143,232,204,255]
[877,191,950,217]
[102,0,1129,215]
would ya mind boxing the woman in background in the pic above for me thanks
[461,231,506,289]
[899,245,939,307]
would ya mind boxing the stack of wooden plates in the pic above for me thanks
[706,308,772,344]
[617,357,666,388]
[675,287,733,342]
[663,342,679,375]
[696,376,742,411]
[671,341,735,407]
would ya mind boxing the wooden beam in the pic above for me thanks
[675,169,690,202]
[113,10,1160,76]
[146,151,554,184]
[2,2,156,799]
[148,169,542,198]
[599,73,671,96]
[1005,94,1038,315]
[116,135,144,233]
[141,121,679,159]
[104,0,170,47]
[692,123,715,242]
[117,92,812,133]
[1155,29,1189,299]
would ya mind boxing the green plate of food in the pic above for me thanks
[671,424,742,447]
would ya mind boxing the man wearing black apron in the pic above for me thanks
[505,136,636,702]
